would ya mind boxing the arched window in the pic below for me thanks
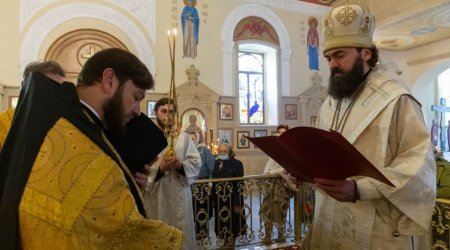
[234,16,279,125]
[238,51,264,124]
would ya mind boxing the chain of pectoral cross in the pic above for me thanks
[330,81,366,133]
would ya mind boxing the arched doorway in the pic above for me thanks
[411,59,450,128]
[45,29,127,83]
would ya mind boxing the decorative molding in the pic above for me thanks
[280,48,292,61]
[104,0,156,43]
[245,0,329,15]
[375,3,450,50]
[407,51,450,66]
[20,0,155,42]
[222,4,292,96]
[222,42,234,54]
[20,0,56,32]
[377,4,450,30]
[19,3,155,75]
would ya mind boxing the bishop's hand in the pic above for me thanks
[314,178,358,203]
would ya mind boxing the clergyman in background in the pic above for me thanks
[144,97,202,250]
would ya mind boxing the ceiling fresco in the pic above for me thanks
[372,0,450,50]
[299,0,450,50]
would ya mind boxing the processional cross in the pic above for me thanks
[431,98,450,151]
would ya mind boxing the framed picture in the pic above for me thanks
[285,104,297,120]
[8,96,19,109]
[181,108,206,143]
[217,128,232,146]
[237,131,250,149]
[253,130,267,149]
[254,129,267,138]
[219,103,233,120]
[147,101,157,118]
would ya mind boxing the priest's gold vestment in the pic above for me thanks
[18,118,183,249]
[0,108,14,149]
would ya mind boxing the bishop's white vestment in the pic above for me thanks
[310,66,436,250]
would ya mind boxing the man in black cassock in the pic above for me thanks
[211,143,246,247]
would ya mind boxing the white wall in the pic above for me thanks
[380,37,450,129]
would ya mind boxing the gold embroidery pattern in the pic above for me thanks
[19,118,182,249]
[335,5,358,26]
[0,108,15,148]
[323,19,334,38]
[360,15,371,35]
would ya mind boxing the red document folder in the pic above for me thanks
[246,127,394,187]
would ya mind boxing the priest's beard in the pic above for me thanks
[103,85,127,139]
[328,56,366,100]
[157,116,173,134]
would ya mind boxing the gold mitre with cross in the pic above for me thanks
[322,1,375,53]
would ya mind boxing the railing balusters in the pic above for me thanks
[192,175,313,249]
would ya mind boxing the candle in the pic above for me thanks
[163,27,179,161]
[209,128,213,145]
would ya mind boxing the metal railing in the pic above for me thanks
[193,175,450,249]
[192,174,315,249]
[432,198,450,249]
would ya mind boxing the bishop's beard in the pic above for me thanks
[328,56,366,100]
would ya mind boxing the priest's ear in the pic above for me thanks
[102,68,119,96]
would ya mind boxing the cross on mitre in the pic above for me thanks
[336,1,358,26]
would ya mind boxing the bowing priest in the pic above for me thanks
[0,48,182,249]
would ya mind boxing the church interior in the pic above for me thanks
[1,0,450,249]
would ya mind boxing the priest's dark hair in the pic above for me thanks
[356,46,379,68]
[77,48,154,90]
[154,97,177,112]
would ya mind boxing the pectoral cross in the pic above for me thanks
[432,98,450,151]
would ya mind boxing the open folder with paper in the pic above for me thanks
[245,126,394,187]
